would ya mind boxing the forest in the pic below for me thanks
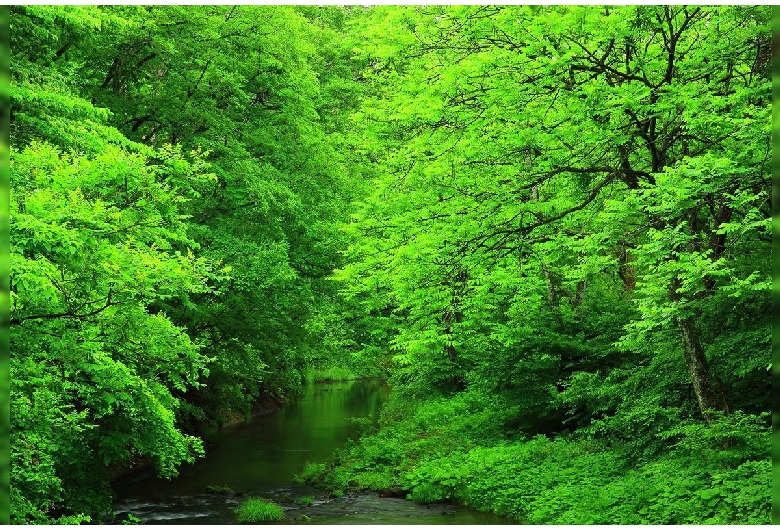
[8,5,771,525]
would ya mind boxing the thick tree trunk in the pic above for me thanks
[676,314,723,422]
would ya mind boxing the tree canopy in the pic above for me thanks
[10,5,770,525]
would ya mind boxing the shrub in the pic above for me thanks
[234,498,285,523]
[408,483,445,504]
[294,462,326,484]
[296,496,314,506]
[306,366,356,383]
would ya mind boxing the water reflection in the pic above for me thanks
[112,380,508,525]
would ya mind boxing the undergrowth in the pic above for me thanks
[296,392,771,524]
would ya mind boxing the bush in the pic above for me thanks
[294,462,326,484]
[296,496,314,506]
[234,498,285,523]
[408,483,445,504]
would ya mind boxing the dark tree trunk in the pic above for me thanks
[675,314,723,422]
[442,269,468,392]
[573,279,586,307]
[617,242,636,292]
[543,268,558,306]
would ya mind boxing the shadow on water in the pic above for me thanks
[112,380,510,525]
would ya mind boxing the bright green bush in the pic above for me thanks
[294,462,326,484]
[408,483,445,504]
[308,366,357,383]
[234,498,285,523]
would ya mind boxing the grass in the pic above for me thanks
[296,495,314,506]
[234,498,285,523]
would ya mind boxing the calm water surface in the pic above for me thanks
[112,380,510,525]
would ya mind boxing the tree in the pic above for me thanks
[10,7,225,521]
[10,6,375,519]
[66,5,370,421]
[10,140,219,522]
[338,5,770,421]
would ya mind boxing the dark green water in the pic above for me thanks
[112,380,510,525]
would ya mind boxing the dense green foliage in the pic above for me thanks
[1,6,10,526]
[10,5,770,525]
[10,5,367,523]
[300,394,770,524]
[298,4,771,525]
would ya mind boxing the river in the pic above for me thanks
[112,379,510,525]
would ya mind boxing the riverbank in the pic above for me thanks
[107,381,407,523]
[108,392,288,485]
[296,390,771,524]
[304,361,389,384]
[111,380,511,524]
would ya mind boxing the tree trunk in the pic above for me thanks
[543,268,558,306]
[676,314,723,423]
[442,268,468,392]
[573,279,586,307]
[617,242,636,292]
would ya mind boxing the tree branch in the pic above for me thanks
[11,291,115,325]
